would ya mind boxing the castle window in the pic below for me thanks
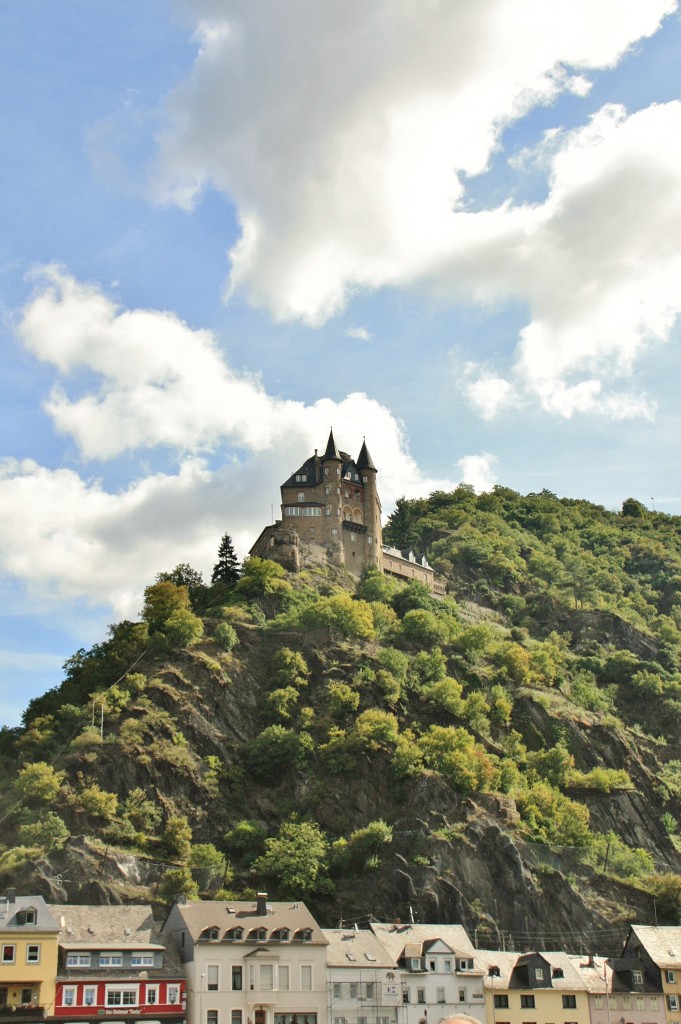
[367,536,372,544]
[298,492,305,501]
[350,533,356,541]
[326,508,330,516]
[325,468,328,475]
[362,476,368,482]
[325,487,330,495]
[332,529,338,536]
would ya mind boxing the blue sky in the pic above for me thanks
[2,0,681,726]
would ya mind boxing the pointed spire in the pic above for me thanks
[323,428,341,461]
[356,438,376,471]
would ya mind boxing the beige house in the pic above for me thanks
[622,926,681,1024]
[477,950,592,1024]
[569,953,665,1024]
[369,923,485,1024]
[323,929,400,1024]
[0,890,59,1021]
[162,895,327,1024]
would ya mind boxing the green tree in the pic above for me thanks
[214,622,238,651]
[243,725,313,782]
[78,782,118,821]
[237,557,291,597]
[162,814,193,861]
[142,579,204,648]
[300,594,375,640]
[253,819,329,896]
[17,812,69,851]
[156,564,205,603]
[189,843,229,890]
[121,788,162,834]
[16,762,65,804]
[212,533,241,585]
[158,865,199,903]
[224,819,267,865]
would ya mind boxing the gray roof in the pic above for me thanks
[50,904,161,946]
[0,894,58,932]
[629,926,681,969]
[170,899,326,945]
[50,905,184,982]
[323,929,398,969]
[370,923,475,962]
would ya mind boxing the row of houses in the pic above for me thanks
[2,890,681,1024]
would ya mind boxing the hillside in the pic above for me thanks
[2,485,681,951]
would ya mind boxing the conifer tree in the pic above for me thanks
[212,532,241,585]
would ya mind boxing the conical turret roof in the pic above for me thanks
[356,439,376,471]
[323,429,341,461]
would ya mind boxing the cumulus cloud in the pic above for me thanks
[3,269,465,613]
[147,0,681,420]
[458,453,499,493]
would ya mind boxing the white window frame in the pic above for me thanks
[146,986,158,1005]
[301,965,312,991]
[206,965,219,992]
[62,987,77,1007]
[26,944,41,964]
[260,964,274,990]
[105,986,139,1007]
[131,954,154,967]
[668,971,677,984]
[83,987,97,1007]
[99,952,123,967]
[279,965,290,991]
[668,995,679,1011]
[2,945,16,965]
[167,984,180,1005]
[66,952,91,967]
[633,970,643,985]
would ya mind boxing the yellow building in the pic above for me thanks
[479,950,593,1024]
[0,890,59,1021]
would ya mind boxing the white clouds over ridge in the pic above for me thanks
[153,0,679,420]
[3,269,486,613]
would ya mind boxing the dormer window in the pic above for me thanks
[295,929,313,942]
[225,928,244,942]
[201,927,220,941]
[552,968,564,979]
[250,928,267,942]
[18,909,37,926]
[272,929,289,942]
[458,959,474,972]
[633,970,643,985]
[535,968,544,980]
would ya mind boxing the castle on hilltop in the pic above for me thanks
[250,430,442,592]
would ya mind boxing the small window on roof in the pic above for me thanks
[201,926,220,941]
[346,953,357,962]
[552,968,564,979]
[365,953,377,962]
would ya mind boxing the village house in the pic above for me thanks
[369,923,485,1024]
[570,953,665,1024]
[49,903,185,1024]
[477,949,591,1024]
[323,928,400,1024]
[162,894,327,1024]
[0,891,59,1022]
[621,926,681,1024]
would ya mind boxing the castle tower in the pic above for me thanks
[320,429,343,563]
[356,438,382,569]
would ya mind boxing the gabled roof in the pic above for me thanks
[477,950,591,992]
[169,900,326,946]
[0,894,58,933]
[323,929,398,969]
[370,923,474,962]
[282,454,322,489]
[627,926,681,969]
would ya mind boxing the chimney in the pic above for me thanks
[7,889,16,904]
[256,892,268,916]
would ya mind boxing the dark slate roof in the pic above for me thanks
[282,454,322,488]
[0,894,58,933]
[323,429,342,461]
[356,440,376,472]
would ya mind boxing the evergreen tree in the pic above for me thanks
[212,533,241,585]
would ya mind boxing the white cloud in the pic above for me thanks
[147,1,681,420]
[458,453,499,493]
[3,269,459,613]
[463,370,516,420]
[346,326,371,342]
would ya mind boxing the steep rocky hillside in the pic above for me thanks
[2,486,681,953]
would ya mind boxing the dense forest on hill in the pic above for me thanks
[2,485,681,950]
